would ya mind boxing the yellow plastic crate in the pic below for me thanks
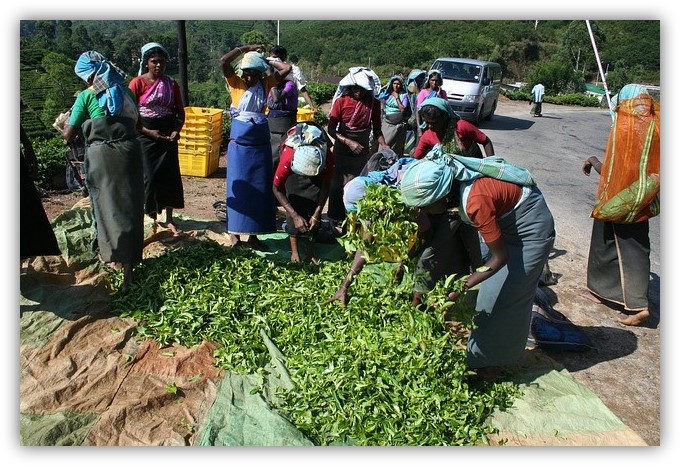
[180,123,222,142]
[296,108,316,122]
[185,107,223,125]
[178,139,221,156]
[178,140,221,177]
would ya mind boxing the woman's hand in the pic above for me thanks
[347,139,364,154]
[168,131,180,142]
[447,290,462,302]
[324,286,349,307]
[292,213,309,233]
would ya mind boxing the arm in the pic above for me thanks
[268,58,292,82]
[300,87,317,112]
[446,236,508,302]
[169,81,185,142]
[482,137,494,157]
[220,44,263,78]
[273,182,310,233]
[582,156,602,176]
[325,250,367,307]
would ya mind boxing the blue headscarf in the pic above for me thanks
[74,51,127,116]
[138,42,169,76]
[417,96,459,130]
[610,83,649,118]
[378,76,406,100]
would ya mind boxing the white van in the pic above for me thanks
[429,58,502,123]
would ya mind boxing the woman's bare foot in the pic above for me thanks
[618,308,650,326]
[159,221,179,234]
[106,262,123,271]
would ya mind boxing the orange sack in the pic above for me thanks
[591,94,660,224]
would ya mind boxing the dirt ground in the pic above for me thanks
[36,97,660,446]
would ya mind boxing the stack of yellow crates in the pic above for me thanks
[178,107,223,177]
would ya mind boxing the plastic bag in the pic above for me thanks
[591,94,660,223]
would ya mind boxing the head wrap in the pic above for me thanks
[74,50,127,116]
[407,69,427,86]
[284,122,328,177]
[610,83,650,118]
[418,96,458,117]
[343,176,372,212]
[138,42,169,76]
[332,67,382,108]
[400,159,454,207]
[378,76,405,100]
[239,51,269,74]
[427,69,443,85]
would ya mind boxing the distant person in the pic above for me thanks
[416,70,447,139]
[581,84,659,326]
[128,42,185,234]
[530,82,545,117]
[405,69,427,150]
[220,44,292,250]
[20,123,61,260]
[272,122,334,263]
[377,75,410,155]
[413,97,494,159]
[269,46,318,112]
[265,48,299,172]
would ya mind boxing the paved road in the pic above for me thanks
[477,100,660,303]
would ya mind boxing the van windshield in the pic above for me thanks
[432,61,481,83]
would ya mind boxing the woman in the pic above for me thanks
[220,44,292,250]
[20,123,61,260]
[128,42,185,234]
[400,152,555,379]
[272,122,334,263]
[61,51,144,292]
[327,67,388,229]
[266,54,299,172]
[377,75,410,156]
[413,97,494,159]
[416,70,448,140]
[581,84,660,326]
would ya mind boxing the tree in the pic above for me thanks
[37,52,81,126]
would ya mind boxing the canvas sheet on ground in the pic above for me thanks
[19,206,646,446]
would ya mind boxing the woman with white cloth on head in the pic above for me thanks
[326,67,389,232]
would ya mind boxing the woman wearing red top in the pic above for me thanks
[327,68,388,230]
[273,122,335,263]
[413,97,494,159]
[400,156,554,381]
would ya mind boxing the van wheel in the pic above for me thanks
[484,100,497,121]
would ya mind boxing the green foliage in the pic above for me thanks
[31,136,68,189]
[526,60,586,94]
[187,81,230,109]
[338,184,419,263]
[500,88,600,108]
[305,81,337,105]
[110,240,521,446]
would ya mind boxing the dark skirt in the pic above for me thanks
[269,111,297,171]
[82,116,145,264]
[284,173,323,238]
[226,118,276,235]
[587,219,650,311]
[139,115,184,216]
[20,155,61,258]
[328,126,371,222]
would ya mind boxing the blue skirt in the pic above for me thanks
[226,118,276,235]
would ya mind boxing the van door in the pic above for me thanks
[480,65,501,121]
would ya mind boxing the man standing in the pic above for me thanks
[530,82,545,117]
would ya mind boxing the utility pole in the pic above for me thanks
[177,20,189,106]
